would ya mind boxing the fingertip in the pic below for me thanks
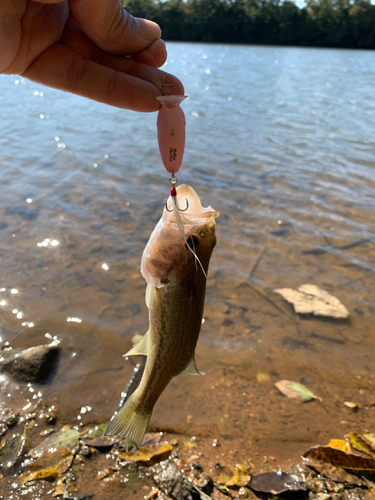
[132,39,167,68]
[135,17,161,42]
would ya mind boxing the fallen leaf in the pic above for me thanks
[328,439,352,453]
[303,442,375,482]
[28,428,79,458]
[184,440,197,448]
[146,489,160,499]
[216,464,251,487]
[344,401,359,412]
[52,479,78,497]
[363,434,375,450]
[80,424,115,448]
[275,284,349,318]
[97,466,118,481]
[275,380,320,402]
[0,427,32,476]
[22,446,73,483]
[97,469,110,481]
[117,441,173,465]
[346,433,375,459]
[214,484,230,494]
[249,471,307,495]
[141,432,163,448]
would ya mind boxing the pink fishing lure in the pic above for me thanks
[156,95,187,174]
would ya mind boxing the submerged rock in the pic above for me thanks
[152,461,194,500]
[1,344,60,382]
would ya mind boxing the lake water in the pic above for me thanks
[1,43,375,464]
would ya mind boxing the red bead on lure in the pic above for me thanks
[156,94,187,175]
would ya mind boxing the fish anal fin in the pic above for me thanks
[105,393,151,450]
[124,331,149,357]
[181,356,205,376]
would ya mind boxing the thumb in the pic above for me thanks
[69,0,161,55]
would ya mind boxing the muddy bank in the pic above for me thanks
[1,337,375,499]
[1,388,375,500]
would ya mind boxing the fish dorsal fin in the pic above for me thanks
[181,356,205,376]
[124,331,150,357]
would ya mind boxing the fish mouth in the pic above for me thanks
[164,184,220,223]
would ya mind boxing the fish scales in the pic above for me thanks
[106,184,219,448]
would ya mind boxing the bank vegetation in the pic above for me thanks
[121,0,375,48]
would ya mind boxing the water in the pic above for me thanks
[1,44,375,460]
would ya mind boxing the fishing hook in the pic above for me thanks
[165,198,189,212]
[165,174,188,211]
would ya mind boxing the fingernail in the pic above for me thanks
[136,18,161,41]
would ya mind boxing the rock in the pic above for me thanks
[249,471,307,495]
[1,345,60,382]
[152,461,194,500]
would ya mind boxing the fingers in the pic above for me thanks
[22,43,182,112]
[69,0,161,55]
[61,20,167,69]
[0,0,24,72]
[131,38,167,68]
[60,21,185,96]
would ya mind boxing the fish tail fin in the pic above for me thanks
[105,392,151,450]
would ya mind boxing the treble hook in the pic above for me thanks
[165,198,189,213]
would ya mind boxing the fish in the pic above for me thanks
[105,184,219,448]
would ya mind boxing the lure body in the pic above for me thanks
[156,95,187,174]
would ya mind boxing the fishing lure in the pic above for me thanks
[156,78,187,175]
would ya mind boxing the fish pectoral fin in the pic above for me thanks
[124,331,150,357]
[181,356,205,376]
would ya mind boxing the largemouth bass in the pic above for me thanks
[106,184,219,448]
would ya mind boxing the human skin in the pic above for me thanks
[0,0,184,112]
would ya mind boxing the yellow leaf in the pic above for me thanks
[235,463,249,475]
[22,446,73,484]
[346,433,375,459]
[328,439,352,453]
[363,434,375,449]
[117,442,173,465]
[183,440,197,449]
[216,465,251,487]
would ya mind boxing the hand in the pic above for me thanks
[0,0,184,112]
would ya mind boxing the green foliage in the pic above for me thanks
[121,0,375,48]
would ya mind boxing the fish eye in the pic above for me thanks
[186,235,199,249]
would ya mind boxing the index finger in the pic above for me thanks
[23,43,180,112]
